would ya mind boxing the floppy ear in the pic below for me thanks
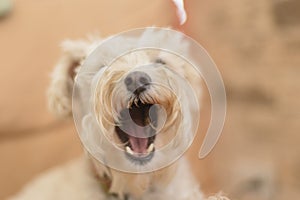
[47,40,90,118]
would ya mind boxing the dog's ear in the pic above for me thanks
[47,40,90,118]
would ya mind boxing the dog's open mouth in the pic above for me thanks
[115,100,157,165]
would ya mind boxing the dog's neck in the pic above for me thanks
[88,155,178,200]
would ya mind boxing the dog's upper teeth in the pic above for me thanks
[126,146,134,155]
[147,143,154,153]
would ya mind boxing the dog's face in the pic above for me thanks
[93,51,185,166]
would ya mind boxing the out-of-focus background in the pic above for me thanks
[0,0,299,199]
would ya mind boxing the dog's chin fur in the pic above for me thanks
[10,29,229,200]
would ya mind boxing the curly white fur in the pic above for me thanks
[9,156,228,200]
[10,29,229,200]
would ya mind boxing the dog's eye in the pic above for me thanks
[154,58,166,65]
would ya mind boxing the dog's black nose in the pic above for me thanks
[124,71,151,94]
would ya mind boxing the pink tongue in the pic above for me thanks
[126,120,149,154]
[129,136,148,154]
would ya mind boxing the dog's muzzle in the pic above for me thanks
[115,71,157,165]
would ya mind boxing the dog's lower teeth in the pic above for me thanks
[147,143,154,153]
[125,144,154,155]
[126,146,134,155]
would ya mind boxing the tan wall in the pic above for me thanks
[0,0,299,199]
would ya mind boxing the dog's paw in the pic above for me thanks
[47,77,73,118]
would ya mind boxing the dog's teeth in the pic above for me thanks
[126,146,134,155]
[147,143,154,153]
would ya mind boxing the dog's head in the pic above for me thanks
[73,30,202,173]
[93,51,189,166]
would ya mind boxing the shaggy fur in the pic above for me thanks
[9,29,229,200]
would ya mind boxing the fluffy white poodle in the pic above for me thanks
[9,28,228,200]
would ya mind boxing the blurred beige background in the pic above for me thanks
[0,0,299,199]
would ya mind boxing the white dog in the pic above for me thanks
[10,29,228,200]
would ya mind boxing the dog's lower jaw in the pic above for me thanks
[90,156,179,199]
